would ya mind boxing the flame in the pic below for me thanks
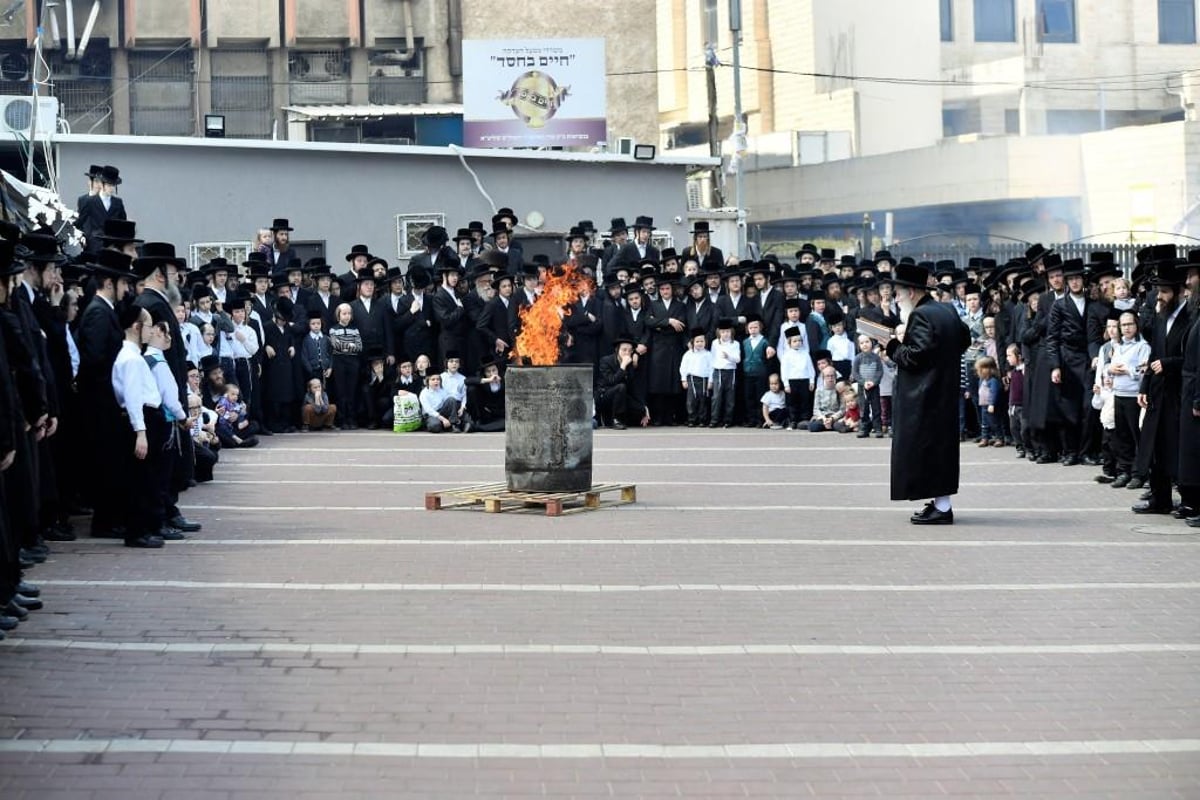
[513,263,586,366]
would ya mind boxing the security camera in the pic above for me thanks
[673,215,683,225]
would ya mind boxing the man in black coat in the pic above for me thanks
[1045,259,1102,465]
[563,277,604,369]
[477,272,518,371]
[597,338,649,429]
[612,216,660,271]
[408,226,456,286]
[680,221,725,267]
[886,261,971,524]
[1134,260,1191,514]
[349,268,393,365]
[76,165,127,253]
[397,270,436,364]
[430,262,471,366]
[1178,252,1200,526]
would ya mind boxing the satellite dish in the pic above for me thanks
[525,211,545,230]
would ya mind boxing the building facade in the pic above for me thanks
[0,0,656,147]
[658,0,1200,249]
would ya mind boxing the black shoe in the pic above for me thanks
[18,556,34,570]
[124,535,164,549]
[911,506,954,525]
[1095,474,1115,484]
[1171,506,1198,520]
[91,525,127,539]
[156,527,187,541]
[12,594,42,611]
[1131,501,1172,515]
[168,516,202,533]
[17,582,39,598]
[1082,456,1101,466]
[1187,515,1200,528]
[0,616,18,631]
[1111,474,1131,489]
[1062,455,1079,466]
[1035,455,1055,464]
[856,431,870,438]
[4,602,28,620]
[1015,449,1025,459]
[1125,477,1146,490]
[610,421,626,430]
[910,502,937,522]
[42,526,76,542]
[19,548,46,564]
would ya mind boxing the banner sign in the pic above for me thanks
[463,38,607,148]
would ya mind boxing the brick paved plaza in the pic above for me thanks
[1,430,1198,798]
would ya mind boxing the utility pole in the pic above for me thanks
[704,43,724,207]
[730,0,745,259]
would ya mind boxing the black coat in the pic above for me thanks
[307,291,339,332]
[0,307,46,424]
[76,294,122,407]
[396,291,437,364]
[477,295,518,359]
[12,286,57,417]
[685,298,716,343]
[1024,290,1060,430]
[430,285,472,364]
[1179,314,1200,487]
[563,295,603,366]
[349,297,393,358]
[613,242,660,270]
[715,293,752,339]
[754,288,784,347]
[134,287,187,406]
[0,319,19,456]
[76,194,126,252]
[1137,305,1192,482]
[463,291,491,374]
[680,245,725,269]
[645,297,686,394]
[408,248,457,285]
[886,294,971,501]
[599,295,626,354]
[1045,295,1100,427]
[262,322,297,403]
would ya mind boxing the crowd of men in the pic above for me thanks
[1,179,1199,635]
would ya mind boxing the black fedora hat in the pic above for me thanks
[690,220,712,235]
[344,244,372,262]
[423,226,449,247]
[354,267,377,283]
[96,218,143,245]
[269,272,292,291]
[890,260,934,289]
[452,227,474,243]
[566,226,590,241]
[305,257,333,277]
[99,165,122,185]
[199,354,222,374]
[16,233,66,265]
[1150,261,1185,286]
[633,215,654,230]
[86,248,134,280]
[85,164,102,179]
[200,256,231,275]
[410,269,431,289]
[0,240,22,276]
[468,220,486,233]
[1025,243,1054,263]
[270,218,294,232]
[1060,258,1087,278]
[609,217,628,234]
[133,241,184,275]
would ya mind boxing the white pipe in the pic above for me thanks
[77,0,101,58]
[47,7,60,50]
[381,0,416,62]
[65,0,76,60]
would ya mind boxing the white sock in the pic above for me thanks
[933,496,952,513]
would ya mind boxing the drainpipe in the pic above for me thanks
[65,0,76,59]
[379,0,416,62]
[77,0,101,59]
[447,0,462,78]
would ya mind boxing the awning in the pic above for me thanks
[283,103,463,121]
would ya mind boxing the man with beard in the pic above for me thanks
[1023,253,1067,463]
[681,221,725,267]
[1178,251,1200,527]
[885,260,971,524]
[601,218,628,271]
[1133,251,1191,515]
[645,276,687,425]
[268,218,293,269]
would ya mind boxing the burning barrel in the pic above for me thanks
[505,365,594,492]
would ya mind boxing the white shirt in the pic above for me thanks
[441,370,466,403]
[443,285,463,307]
[419,385,450,417]
[112,340,159,432]
[711,339,741,370]
[360,297,371,313]
[1071,294,1085,315]
[1166,302,1185,336]
[229,322,259,359]
[828,332,855,362]
[66,327,79,378]
[145,346,185,422]
[679,348,714,380]
[780,344,815,382]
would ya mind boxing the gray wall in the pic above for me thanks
[55,136,696,265]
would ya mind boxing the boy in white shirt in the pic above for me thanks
[760,373,788,429]
[779,325,815,430]
[439,352,468,422]
[420,372,463,432]
[826,315,855,380]
[709,318,740,428]
[679,329,714,427]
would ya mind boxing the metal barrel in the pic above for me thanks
[504,365,594,492]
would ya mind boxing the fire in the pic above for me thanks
[513,263,585,366]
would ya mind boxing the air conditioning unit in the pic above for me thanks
[289,52,346,82]
[368,51,424,79]
[0,96,58,140]
[0,51,29,82]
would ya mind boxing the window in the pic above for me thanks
[974,0,1016,42]
[941,0,954,41]
[1159,0,1197,43]
[1004,108,1020,134]
[1038,0,1076,42]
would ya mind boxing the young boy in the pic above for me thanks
[420,372,464,432]
[709,317,740,428]
[300,308,332,386]
[440,351,469,428]
[826,314,854,380]
[143,320,188,541]
[679,328,713,427]
[112,305,166,548]
[760,373,788,429]
[850,334,884,438]
[742,314,774,428]
[879,346,897,437]
[216,383,258,447]
[302,377,338,431]
[809,366,845,432]
[779,325,814,430]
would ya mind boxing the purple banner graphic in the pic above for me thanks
[464,118,607,149]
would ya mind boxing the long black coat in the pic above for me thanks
[645,297,686,394]
[76,194,126,252]
[477,296,518,359]
[685,298,716,344]
[1045,295,1099,427]
[715,293,752,339]
[1024,290,1059,430]
[349,297,393,358]
[754,288,784,347]
[1179,314,1200,487]
[886,295,971,501]
[397,292,437,364]
[262,322,297,403]
[563,295,603,366]
[1137,305,1192,481]
[430,285,472,364]
[76,294,122,409]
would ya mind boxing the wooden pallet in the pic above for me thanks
[425,482,637,517]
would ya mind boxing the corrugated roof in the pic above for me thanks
[283,103,464,120]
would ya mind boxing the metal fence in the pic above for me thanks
[47,45,112,135]
[288,49,350,106]
[129,50,195,137]
[889,240,1189,275]
[210,50,272,140]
